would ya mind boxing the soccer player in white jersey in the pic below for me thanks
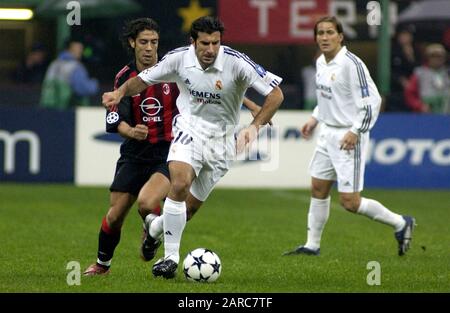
[103,16,284,278]
[284,16,415,257]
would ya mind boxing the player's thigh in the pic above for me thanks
[110,162,148,196]
[108,191,136,222]
[329,133,368,193]
[168,122,203,175]
[309,148,337,183]
[138,170,171,208]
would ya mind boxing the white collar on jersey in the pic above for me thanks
[318,45,348,66]
[184,44,224,72]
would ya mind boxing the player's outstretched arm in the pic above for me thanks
[102,76,148,109]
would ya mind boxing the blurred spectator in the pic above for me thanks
[13,43,48,84]
[404,44,449,113]
[300,50,320,110]
[40,38,99,109]
[387,26,420,111]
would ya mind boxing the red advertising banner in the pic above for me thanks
[219,0,329,44]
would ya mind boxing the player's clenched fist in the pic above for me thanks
[102,90,122,109]
[131,124,149,141]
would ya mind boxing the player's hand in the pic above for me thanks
[340,131,358,151]
[131,124,148,141]
[102,90,122,110]
[301,117,318,139]
[236,125,258,154]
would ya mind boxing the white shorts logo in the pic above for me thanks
[106,112,119,124]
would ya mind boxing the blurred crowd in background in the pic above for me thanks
[0,0,449,112]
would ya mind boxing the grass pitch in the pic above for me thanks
[0,184,449,293]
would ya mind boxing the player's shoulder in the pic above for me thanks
[161,45,190,61]
[222,45,247,60]
[114,62,136,86]
[343,49,367,68]
[222,45,260,70]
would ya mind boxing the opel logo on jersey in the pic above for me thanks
[163,83,170,95]
[140,97,162,122]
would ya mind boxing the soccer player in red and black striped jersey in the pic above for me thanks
[84,18,179,276]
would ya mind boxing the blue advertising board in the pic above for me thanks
[366,114,450,189]
[0,107,75,182]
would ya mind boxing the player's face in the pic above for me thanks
[315,22,343,58]
[193,31,221,69]
[130,29,159,71]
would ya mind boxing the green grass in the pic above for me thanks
[0,184,449,292]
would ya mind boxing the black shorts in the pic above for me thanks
[109,161,170,196]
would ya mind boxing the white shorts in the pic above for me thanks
[168,115,235,201]
[309,124,369,193]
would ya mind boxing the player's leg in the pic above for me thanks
[334,132,414,255]
[84,161,143,275]
[137,171,170,261]
[186,192,204,221]
[284,130,336,256]
[148,191,203,234]
[152,160,195,278]
[84,191,135,275]
[284,176,333,256]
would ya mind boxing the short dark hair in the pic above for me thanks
[190,16,225,41]
[121,18,160,54]
[314,16,344,41]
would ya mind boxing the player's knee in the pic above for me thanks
[170,179,191,198]
[106,211,124,231]
[311,184,329,199]
[339,196,359,213]
[137,197,159,215]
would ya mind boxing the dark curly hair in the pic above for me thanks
[121,18,160,55]
[190,16,225,41]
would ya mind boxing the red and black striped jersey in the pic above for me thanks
[105,61,179,163]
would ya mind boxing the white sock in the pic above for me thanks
[162,198,186,264]
[96,258,111,267]
[357,198,405,231]
[149,215,164,239]
[304,197,330,250]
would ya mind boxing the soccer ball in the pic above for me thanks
[182,248,222,282]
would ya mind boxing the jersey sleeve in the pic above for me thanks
[347,59,381,135]
[106,70,133,133]
[236,54,283,96]
[138,52,179,85]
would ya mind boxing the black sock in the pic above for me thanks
[97,217,121,267]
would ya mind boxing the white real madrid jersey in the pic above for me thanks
[138,45,282,136]
[312,46,381,135]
